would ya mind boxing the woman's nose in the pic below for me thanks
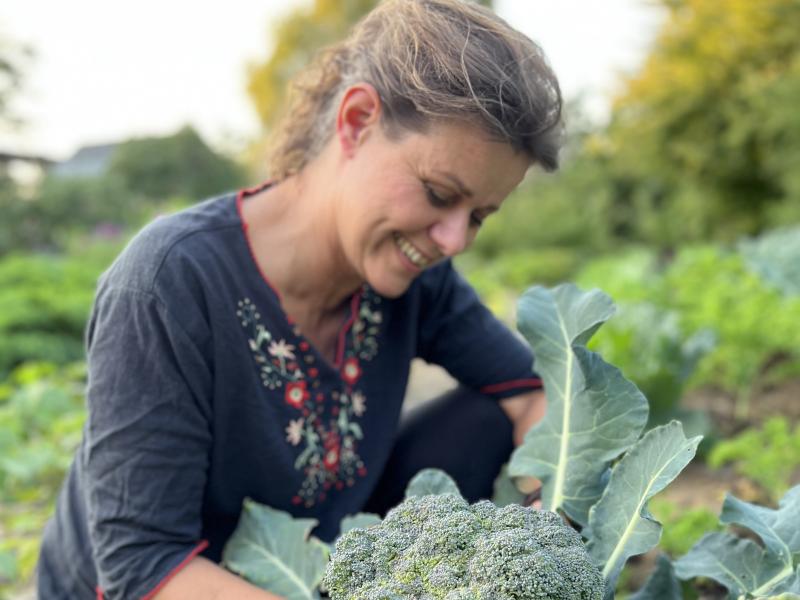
[429,210,471,257]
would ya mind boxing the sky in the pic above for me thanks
[0,0,665,161]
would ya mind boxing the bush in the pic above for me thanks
[0,248,117,376]
[0,361,87,595]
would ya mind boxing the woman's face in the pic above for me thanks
[334,119,530,298]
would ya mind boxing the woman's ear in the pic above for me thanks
[336,83,382,158]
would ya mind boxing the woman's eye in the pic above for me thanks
[424,184,450,207]
[470,213,484,227]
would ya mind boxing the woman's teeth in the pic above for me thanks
[394,234,430,268]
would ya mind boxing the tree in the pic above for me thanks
[600,0,800,244]
[0,31,30,133]
[107,125,245,201]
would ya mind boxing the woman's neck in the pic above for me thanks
[240,169,363,317]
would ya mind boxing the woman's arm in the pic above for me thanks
[499,389,546,507]
[499,389,546,446]
[153,557,284,600]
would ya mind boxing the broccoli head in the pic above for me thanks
[323,493,603,600]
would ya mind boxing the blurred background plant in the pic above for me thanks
[0,362,86,593]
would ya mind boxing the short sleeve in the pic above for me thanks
[83,286,213,599]
[416,260,542,399]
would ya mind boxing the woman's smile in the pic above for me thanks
[393,232,432,270]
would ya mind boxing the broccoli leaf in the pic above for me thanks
[764,592,800,600]
[674,533,789,597]
[491,464,526,507]
[222,498,329,600]
[586,421,701,592]
[628,554,683,600]
[404,468,461,498]
[719,485,800,566]
[674,485,800,598]
[339,513,381,535]
[739,225,800,296]
[509,284,649,525]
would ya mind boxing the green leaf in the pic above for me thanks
[491,464,526,507]
[629,554,683,600]
[739,226,800,296]
[339,513,381,536]
[674,485,800,598]
[509,284,649,525]
[222,498,329,600]
[404,468,461,498]
[760,592,800,600]
[719,485,800,567]
[585,421,701,591]
[675,533,790,598]
[769,568,800,596]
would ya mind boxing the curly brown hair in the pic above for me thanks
[266,0,563,180]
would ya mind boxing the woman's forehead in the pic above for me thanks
[404,123,530,190]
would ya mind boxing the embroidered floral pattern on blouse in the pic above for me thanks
[239,286,383,508]
[238,298,303,389]
[351,287,382,361]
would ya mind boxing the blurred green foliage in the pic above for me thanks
[0,361,87,595]
[0,126,244,256]
[0,175,140,254]
[108,126,245,201]
[473,0,800,254]
[649,498,722,558]
[600,0,800,244]
[739,225,800,296]
[0,246,118,376]
[575,242,800,418]
[708,417,800,503]
[585,302,715,435]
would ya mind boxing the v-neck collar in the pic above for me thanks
[234,184,365,373]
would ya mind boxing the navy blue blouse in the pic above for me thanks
[38,186,542,599]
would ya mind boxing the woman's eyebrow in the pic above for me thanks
[432,170,473,198]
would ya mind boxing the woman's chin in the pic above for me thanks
[364,269,417,299]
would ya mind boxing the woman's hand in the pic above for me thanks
[499,389,546,508]
[498,389,546,447]
[152,556,285,600]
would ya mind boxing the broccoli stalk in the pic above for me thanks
[323,493,603,600]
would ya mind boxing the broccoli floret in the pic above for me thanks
[323,494,603,600]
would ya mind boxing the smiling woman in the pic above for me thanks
[36,1,562,599]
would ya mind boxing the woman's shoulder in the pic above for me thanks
[100,192,241,295]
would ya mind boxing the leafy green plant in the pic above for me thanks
[708,417,800,503]
[586,302,714,434]
[0,361,87,596]
[739,225,800,296]
[649,498,722,557]
[635,485,800,599]
[661,246,800,419]
[577,243,800,420]
[0,248,116,376]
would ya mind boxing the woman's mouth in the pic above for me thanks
[393,233,431,269]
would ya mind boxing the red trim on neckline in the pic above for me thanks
[480,378,543,395]
[140,540,210,600]
[335,293,362,369]
[236,183,283,302]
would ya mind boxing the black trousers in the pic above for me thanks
[363,385,515,516]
